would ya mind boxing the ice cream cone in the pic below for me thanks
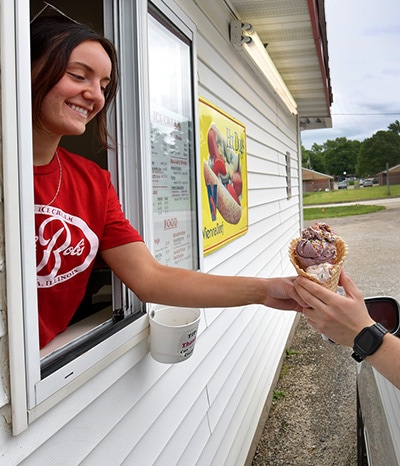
[289,236,348,292]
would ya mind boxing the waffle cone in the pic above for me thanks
[289,237,348,292]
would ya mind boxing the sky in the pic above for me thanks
[301,0,400,149]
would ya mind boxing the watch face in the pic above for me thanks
[360,328,377,353]
[353,324,387,358]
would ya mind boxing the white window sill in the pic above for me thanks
[40,307,112,359]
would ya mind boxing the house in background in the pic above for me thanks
[377,164,400,186]
[302,167,333,192]
[0,0,332,463]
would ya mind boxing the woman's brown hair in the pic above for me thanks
[31,16,119,149]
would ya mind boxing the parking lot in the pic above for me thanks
[325,198,400,299]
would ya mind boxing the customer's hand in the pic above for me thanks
[294,271,375,346]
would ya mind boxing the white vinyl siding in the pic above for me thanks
[5,311,294,465]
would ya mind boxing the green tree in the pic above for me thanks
[323,137,360,178]
[301,144,326,173]
[356,130,400,176]
[388,120,400,134]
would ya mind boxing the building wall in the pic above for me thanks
[0,0,301,463]
[379,172,400,186]
[303,179,332,192]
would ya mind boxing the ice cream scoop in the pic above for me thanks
[301,222,337,243]
[305,263,334,283]
[294,223,337,269]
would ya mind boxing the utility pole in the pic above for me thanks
[386,162,390,195]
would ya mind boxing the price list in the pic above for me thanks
[151,107,195,268]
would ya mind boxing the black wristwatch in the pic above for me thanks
[352,323,388,362]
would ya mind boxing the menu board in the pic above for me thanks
[151,105,197,268]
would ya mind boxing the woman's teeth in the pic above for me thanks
[69,104,89,117]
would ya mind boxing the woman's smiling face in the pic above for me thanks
[37,40,112,139]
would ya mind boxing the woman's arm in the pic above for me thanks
[100,242,305,312]
[295,271,400,389]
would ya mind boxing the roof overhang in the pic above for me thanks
[377,163,400,175]
[302,167,333,180]
[230,0,333,130]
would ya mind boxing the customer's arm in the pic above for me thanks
[365,333,400,388]
[295,271,400,389]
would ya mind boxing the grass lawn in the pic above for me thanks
[303,184,400,205]
[304,204,385,221]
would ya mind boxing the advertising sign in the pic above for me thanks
[199,97,248,255]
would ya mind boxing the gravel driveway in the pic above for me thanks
[251,199,400,466]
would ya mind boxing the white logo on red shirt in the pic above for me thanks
[35,205,99,288]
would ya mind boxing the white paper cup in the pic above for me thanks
[149,306,201,364]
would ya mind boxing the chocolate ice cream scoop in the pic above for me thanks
[294,223,337,269]
[301,222,337,242]
[295,240,336,268]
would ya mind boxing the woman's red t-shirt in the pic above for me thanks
[34,147,143,348]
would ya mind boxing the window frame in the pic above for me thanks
[147,3,200,271]
[5,0,201,435]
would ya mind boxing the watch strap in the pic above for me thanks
[352,322,388,362]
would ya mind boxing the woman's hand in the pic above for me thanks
[263,277,307,313]
[294,271,375,346]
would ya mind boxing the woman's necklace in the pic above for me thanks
[46,150,63,206]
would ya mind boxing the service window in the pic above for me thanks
[8,0,198,433]
[28,0,145,379]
